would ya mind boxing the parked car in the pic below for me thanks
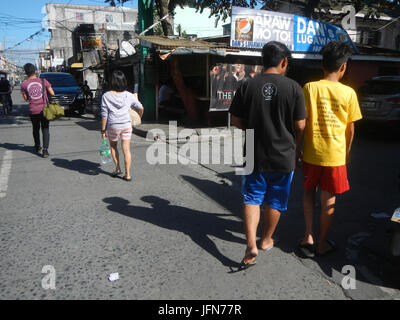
[39,72,85,115]
[358,76,400,122]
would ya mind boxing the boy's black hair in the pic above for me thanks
[110,70,127,92]
[24,63,36,77]
[320,41,353,72]
[262,41,292,69]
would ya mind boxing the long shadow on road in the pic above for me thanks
[103,195,244,270]
[0,142,38,156]
[180,169,400,291]
[52,158,109,176]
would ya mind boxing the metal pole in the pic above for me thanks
[206,54,210,98]
[3,37,6,58]
[227,112,231,129]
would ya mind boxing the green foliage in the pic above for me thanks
[263,0,400,23]
[191,0,400,27]
[121,0,400,36]
[193,0,263,26]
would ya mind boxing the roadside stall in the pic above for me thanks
[138,6,400,125]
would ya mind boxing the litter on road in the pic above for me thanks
[108,273,119,282]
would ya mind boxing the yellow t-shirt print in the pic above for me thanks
[302,80,363,167]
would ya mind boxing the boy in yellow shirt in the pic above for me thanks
[298,41,362,258]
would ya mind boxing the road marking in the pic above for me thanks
[0,150,12,198]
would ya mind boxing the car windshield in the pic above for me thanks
[359,80,400,95]
[41,74,78,87]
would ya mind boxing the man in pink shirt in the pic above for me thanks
[21,63,54,158]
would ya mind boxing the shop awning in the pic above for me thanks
[137,35,226,49]
[138,35,400,62]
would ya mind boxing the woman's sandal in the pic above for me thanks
[111,171,122,177]
[123,176,132,181]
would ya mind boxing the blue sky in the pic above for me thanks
[0,0,138,65]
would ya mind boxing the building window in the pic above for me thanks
[76,12,84,21]
[106,14,113,23]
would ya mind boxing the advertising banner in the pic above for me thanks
[209,63,263,111]
[230,6,358,53]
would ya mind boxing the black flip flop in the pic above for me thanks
[123,176,132,181]
[297,241,315,258]
[316,240,336,256]
[239,259,256,270]
[111,171,121,177]
[239,256,257,270]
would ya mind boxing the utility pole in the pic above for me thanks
[3,37,6,59]
[138,0,155,120]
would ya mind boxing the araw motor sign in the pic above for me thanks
[230,6,357,53]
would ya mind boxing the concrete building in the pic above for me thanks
[46,3,138,66]
[0,56,18,84]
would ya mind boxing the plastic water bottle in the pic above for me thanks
[99,139,112,165]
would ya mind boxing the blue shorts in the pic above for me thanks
[241,171,294,211]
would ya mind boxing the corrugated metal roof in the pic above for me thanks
[137,35,227,49]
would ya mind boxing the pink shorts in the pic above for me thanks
[107,127,132,141]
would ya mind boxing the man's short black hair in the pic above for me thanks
[24,63,36,77]
[262,41,292,69]
[110,70,127,92]
[320,41,353,72]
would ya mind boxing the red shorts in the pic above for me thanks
[302,162,350,194]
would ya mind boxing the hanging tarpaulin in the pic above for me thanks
[209,63,263,111]
[230,6,358,53]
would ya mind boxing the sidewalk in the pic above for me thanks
[133,121,245,180]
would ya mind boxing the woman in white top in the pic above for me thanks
[101,70,144,181]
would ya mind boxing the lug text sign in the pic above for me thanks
[230,6,358,53]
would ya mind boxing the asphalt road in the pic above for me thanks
[0,89,399,300]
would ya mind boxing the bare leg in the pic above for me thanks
[259,205,281,249]
[121,139,132,179]
[243,204,260,263]
[301,187,317,245]
[109,140,121,172]
[318,190,336,254]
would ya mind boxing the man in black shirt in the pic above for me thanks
[230,41,306,267]
[0,75,13,110]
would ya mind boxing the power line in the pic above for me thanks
[1,29,45,53]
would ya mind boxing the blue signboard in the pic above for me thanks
[230,6,358,53]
